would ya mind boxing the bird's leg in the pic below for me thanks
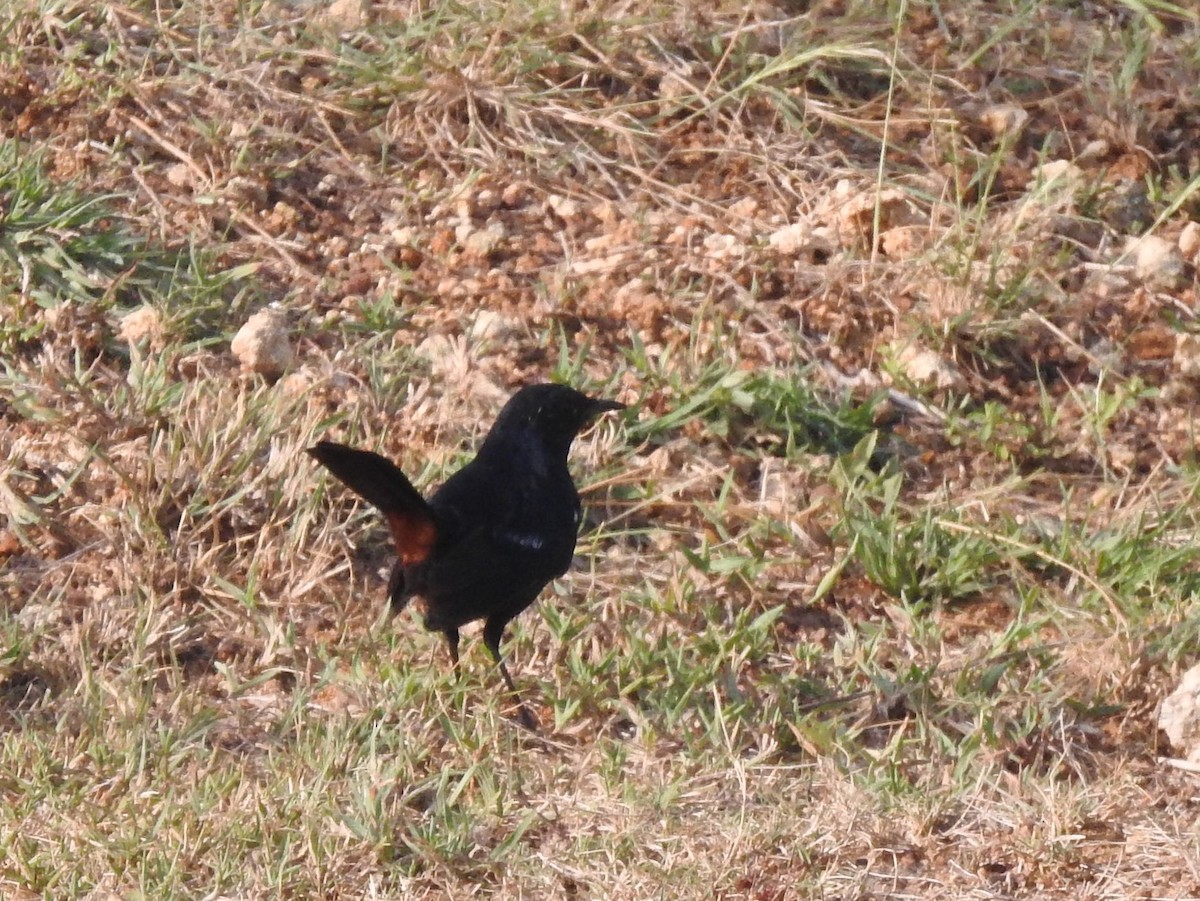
[483,616,537,731]
[444,628,460,676]
[386,564,410,617]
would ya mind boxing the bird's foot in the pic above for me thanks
[513,702,539,732]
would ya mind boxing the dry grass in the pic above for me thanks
[4,0,1200,897]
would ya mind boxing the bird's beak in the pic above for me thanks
[588,397,626,417]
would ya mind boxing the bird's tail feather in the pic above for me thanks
[307,441,438,565]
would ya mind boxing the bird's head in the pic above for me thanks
[485,383,624,458]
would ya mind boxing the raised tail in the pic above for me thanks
[307,441,438,565]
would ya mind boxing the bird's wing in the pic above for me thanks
[419,458,578,615]
[416,517,568,630]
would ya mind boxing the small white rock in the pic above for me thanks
[898,345,965,391]
[757,458,793,517]
[278,368,315,398]
[1038,159,1084,184]
[979,104,1029,138]
[1084,337,1123,376]
[164,163,194,189]
[547,194,581,220]
[316,0,367,29]
[879,226,927,260]
[1077,139,1110,161]
[501,183,526,207]
[1159,662,1200,763]
[1129,234,1186,288]
[225,176,268,208]
[727,197,759,219]
[119,305,165,349]
[469,309,519,341]
[1174,333,1200,381]
[703,232,742,258]
[1178,221,1200,261]
[768,222,812,254]
[231,309,293,378]
[462,222,507,258]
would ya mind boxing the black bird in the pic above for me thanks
[308,383,624,728]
